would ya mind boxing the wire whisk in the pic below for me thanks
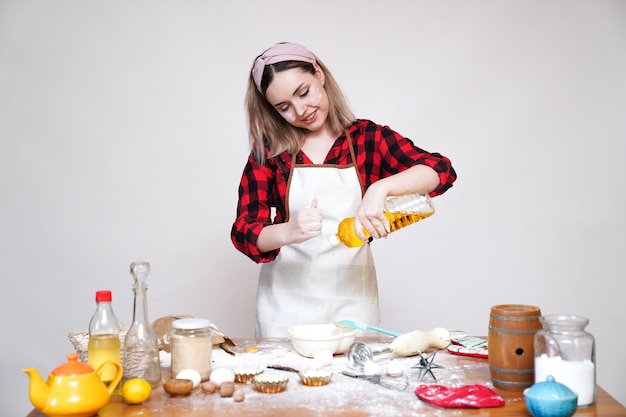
[341,370,409,391]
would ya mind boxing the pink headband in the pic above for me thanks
[252,43,316,93]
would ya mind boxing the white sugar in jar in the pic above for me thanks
[534,354,595,406]
[534,315,596,407]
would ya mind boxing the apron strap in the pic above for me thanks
[344,130,365,196]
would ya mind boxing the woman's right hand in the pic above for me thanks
[288,198,323,244]
[256,198,323,252]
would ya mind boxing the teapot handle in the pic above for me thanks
[96,361,123,395]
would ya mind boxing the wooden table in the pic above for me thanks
[27,338,625,417]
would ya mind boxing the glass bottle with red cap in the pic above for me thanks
[87,290,122,386]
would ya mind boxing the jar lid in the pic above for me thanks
[524,375,578,401]
[172,318,212,330]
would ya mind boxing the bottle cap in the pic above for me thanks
[95,290,112,303]
[328,235,341,245]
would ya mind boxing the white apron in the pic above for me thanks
[256,135,380,337]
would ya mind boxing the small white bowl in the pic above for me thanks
[336,327,357,354]
[288,324,343,358]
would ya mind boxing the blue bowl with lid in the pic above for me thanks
[524,375,578,417]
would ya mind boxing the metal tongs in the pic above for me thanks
[341,369,409,391]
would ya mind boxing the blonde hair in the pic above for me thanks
[245,53,356,164]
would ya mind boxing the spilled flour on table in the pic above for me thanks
[150,339,499,417]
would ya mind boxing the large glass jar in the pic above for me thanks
[534,315,596,407]
[170,318,213,381]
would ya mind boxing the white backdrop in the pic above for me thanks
[1,1,624,415]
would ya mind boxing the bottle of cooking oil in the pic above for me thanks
[87,290,122,386]
[331,193,435,248]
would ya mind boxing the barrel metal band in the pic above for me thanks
[489,365,534,375]
[488,325,539,335]
[490,313,541,321]
[491,377,533,388]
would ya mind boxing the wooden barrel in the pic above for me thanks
[488,304,542,390]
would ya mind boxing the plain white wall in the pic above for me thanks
[1,1,624,415]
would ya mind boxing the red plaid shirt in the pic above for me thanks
[231,119,457,263]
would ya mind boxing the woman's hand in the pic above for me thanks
[255,198,322,252]
[354,165,439,242]
[354,186,390,242]
[287,198,323,244]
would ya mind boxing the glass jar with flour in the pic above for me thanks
[170,318,213,382]
[534,315,596,408]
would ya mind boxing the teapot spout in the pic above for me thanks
[23,368,49,412]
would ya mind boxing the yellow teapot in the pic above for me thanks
[23,353,122,417]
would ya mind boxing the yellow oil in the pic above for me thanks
[88,333,121,384]
[335,211,434,248]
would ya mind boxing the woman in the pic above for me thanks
[231,42,456,337]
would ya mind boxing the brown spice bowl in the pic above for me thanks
[163,378,194,397]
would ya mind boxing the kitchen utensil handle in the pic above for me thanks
[367,325,400,337]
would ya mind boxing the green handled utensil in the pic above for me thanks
[334,320,400,337]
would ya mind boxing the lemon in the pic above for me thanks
[122,378,152,404]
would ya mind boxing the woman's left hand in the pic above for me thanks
[354,165,439,242]
[354,186,390,242]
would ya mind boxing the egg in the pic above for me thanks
[176,369,201,388]
[210,367,235,387]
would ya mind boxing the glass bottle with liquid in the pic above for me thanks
[122,261,161,387]
[331,193,435,248]
[87,290,121,386]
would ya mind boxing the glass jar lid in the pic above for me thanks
[172,318,211,330]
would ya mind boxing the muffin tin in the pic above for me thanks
[234,365,264,384]
[254,372,289,393]
[298,369,333,386]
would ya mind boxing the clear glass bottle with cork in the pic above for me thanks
[87,290,121,386]
[122,261,161,387]
[170,318,213,382]
[331,192,435,247]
